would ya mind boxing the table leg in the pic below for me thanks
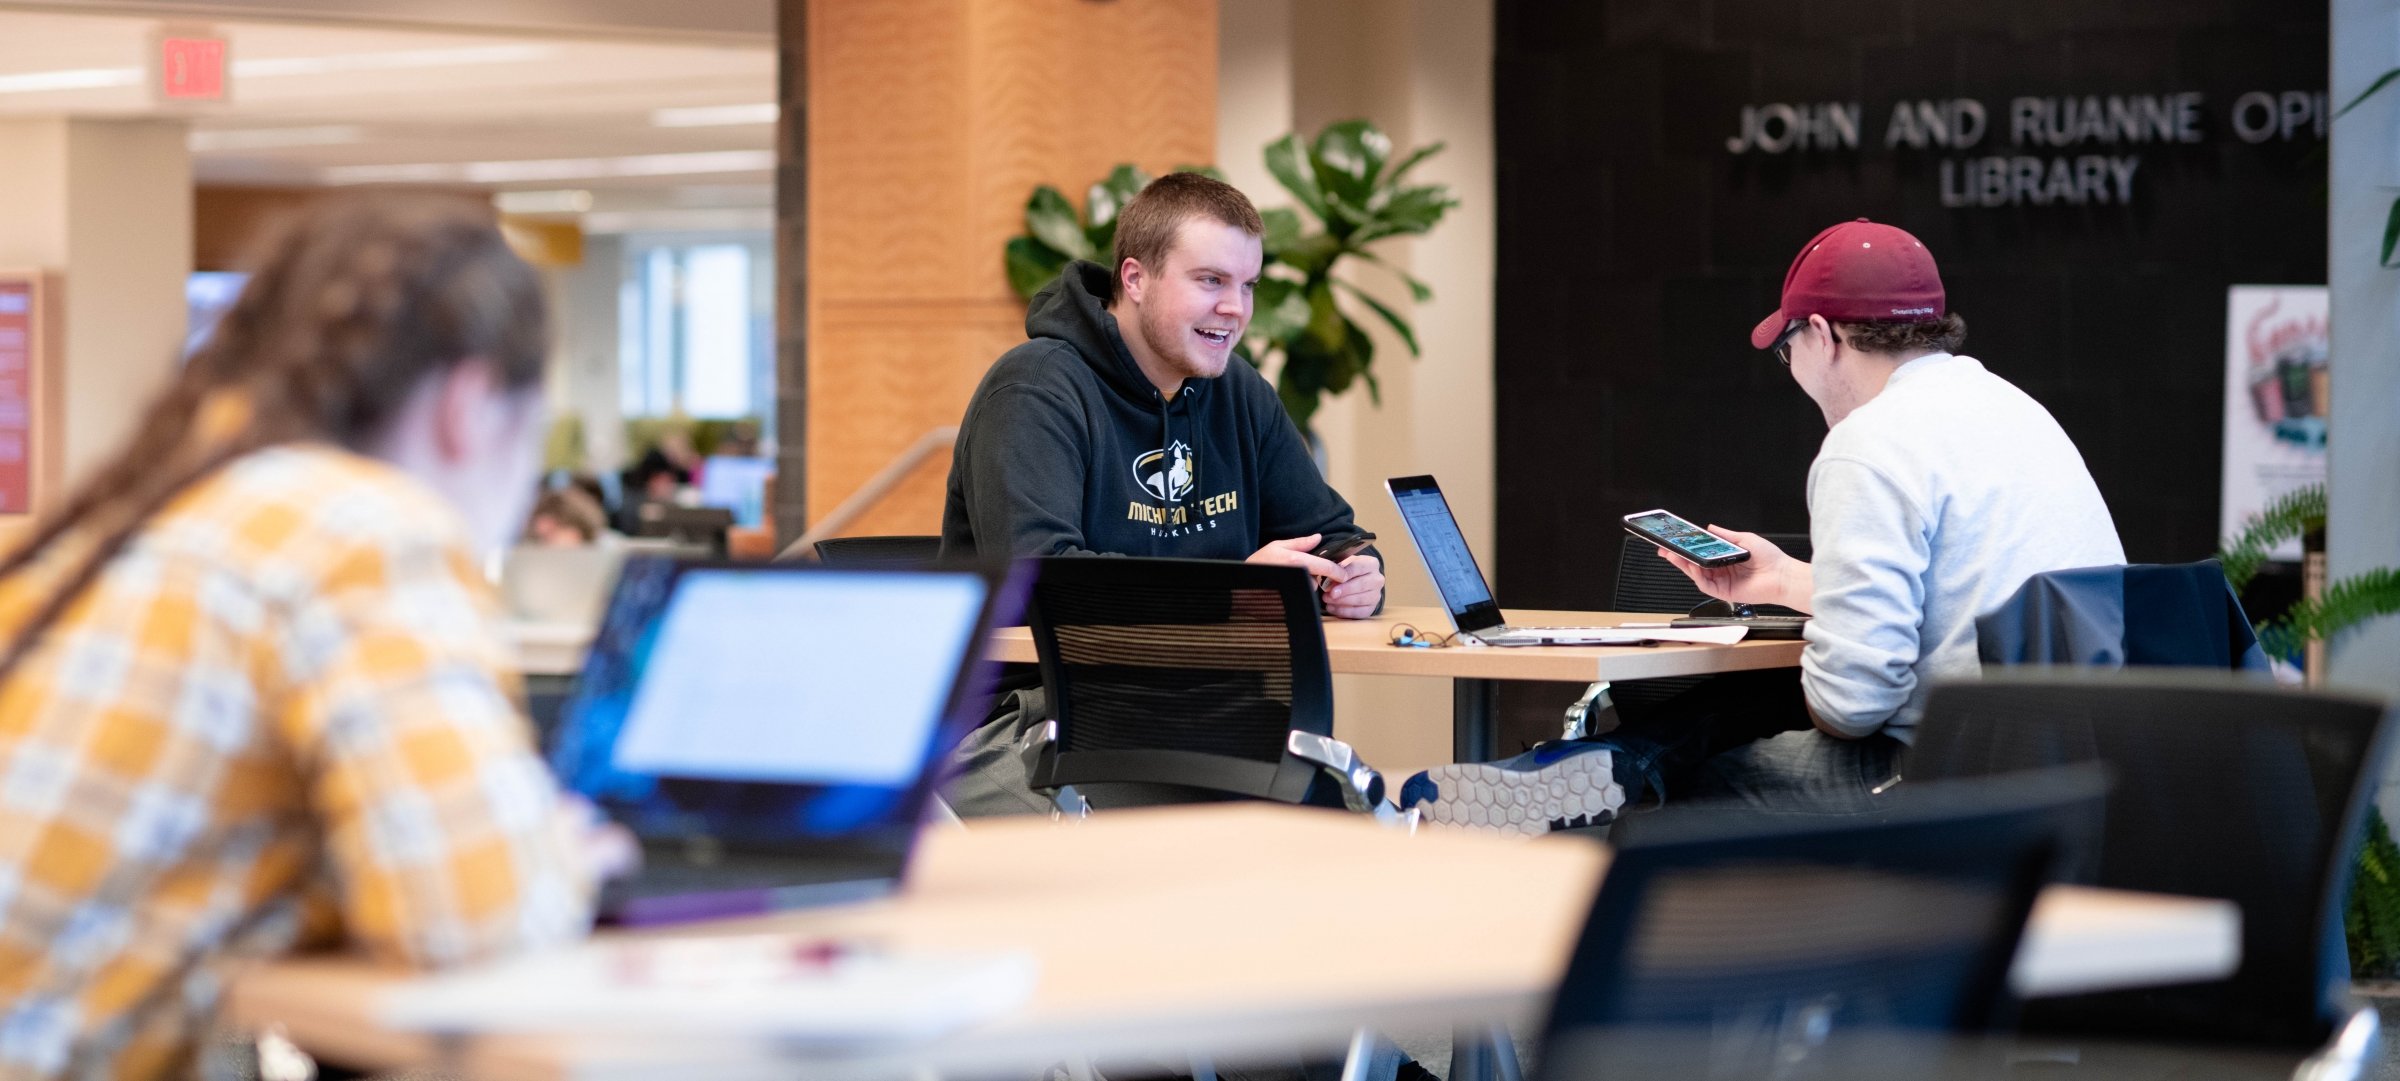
[1453,678,1498,762]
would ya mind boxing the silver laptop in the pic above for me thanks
[500,545,626,625]
[1386,474,1623,646]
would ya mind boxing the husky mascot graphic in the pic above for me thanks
[1133,440,1196,501]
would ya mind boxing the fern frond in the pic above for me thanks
[2258,566,2400,661]
[2218,483,2329,592]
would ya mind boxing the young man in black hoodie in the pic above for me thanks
[941,172,1385,617]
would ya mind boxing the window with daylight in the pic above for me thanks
[618,236,773,420]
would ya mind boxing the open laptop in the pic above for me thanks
[547,556,1019,924]
[499,544,627,626]
[1386,474,1634,646]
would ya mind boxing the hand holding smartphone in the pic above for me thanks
[1622,510,1749,568]
[1310,531,1376,566]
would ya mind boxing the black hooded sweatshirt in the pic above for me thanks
[941,261,1377,576]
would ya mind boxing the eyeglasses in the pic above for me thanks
[1767,319,1841,366]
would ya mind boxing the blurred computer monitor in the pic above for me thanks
[697,455,774,526]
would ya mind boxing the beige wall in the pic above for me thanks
[0,118,191,498]
[1219,0,1496,777]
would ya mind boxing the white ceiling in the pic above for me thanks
[0,6,778,223]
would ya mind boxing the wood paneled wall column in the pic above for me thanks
[787,0,1218,539]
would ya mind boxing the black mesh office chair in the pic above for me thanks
[1017,556,1387,817]
[812,535,943,568]
[1536,767,2109,1081]
[1564,532,1812,738]
[1907,670,2394,1074]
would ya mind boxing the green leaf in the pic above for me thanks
[1025,185,1093,262]
[1084,164,1153,247]
[1264,134,1327,221]
[1247,276,1310,347]
[2337,67,2400,120]
[2383,198,2400,268]
[1310,120,1390,214]
[1341,319,1376,401]
[1333,277,1419,356]
[1380,140,1446,192]
[1302,280,1347,353]
[2216,482,2327,591]
[1348,248,1434,303]
[1004,236,1069,301]
[2258,566,2400,661]
[1276,232,1344,279]
[1354,184,1459,245]
[1259,207,1305,261]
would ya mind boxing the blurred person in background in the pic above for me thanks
[525,486,608,548]
[0,195,609,1079]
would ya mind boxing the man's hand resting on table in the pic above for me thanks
[1248,535,1385,620]
[1655,525,1814,614]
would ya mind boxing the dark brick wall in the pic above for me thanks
[773,0,808,543]
[1493,0,2327,612]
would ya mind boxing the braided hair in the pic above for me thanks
[0,194,548,685]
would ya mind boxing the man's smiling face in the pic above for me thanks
[1127,218,1262,387]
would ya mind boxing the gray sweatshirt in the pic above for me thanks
[1802,352,2126,740]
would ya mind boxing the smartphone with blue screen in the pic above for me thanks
[1622,509,1750,568]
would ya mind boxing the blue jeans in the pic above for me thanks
[1553,670,1901,816]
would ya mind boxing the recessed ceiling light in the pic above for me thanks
[0,67,140,95]
[323,149,775,186]
[0,43,553,98]
[494,189,595,214]
[188,125,363,151]
[652,103,779,127]
[233,44,554,78]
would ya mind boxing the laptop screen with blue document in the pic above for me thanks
[1386,474,1508,635]
[551,558,1012,856]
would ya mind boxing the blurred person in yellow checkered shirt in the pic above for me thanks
[0,195,604,1078]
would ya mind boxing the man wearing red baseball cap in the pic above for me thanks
[1402,219,2124,829]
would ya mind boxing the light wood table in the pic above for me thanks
[991,606,1808,760]
[224,805,2238,1081]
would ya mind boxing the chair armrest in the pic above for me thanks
[2296,1002,2381,1081]
[1285,731,1388,816]
[1015,720,1089,819]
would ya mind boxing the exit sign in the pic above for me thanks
[157,34,227,102]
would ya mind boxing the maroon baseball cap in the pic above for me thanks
[1748,218,1946,349]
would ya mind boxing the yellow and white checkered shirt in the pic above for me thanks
[0,445,593,1079]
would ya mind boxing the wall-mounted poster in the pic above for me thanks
[2221,285,2329,560]
[0,275,41,515]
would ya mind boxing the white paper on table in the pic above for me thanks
[380,934,1038,1048]
[1612,626,1750,646]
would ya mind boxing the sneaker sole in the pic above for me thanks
[1410,754,1626,837]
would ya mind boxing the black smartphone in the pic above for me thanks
[1311,531,1376,564]
[1622,509,1749,568]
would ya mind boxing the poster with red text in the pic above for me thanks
[2221,285,2328,560]
[0,277,35,514]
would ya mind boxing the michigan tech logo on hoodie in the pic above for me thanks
[1132,440,1195,501]
[1125,439,1240,535]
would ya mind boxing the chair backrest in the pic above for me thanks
[1908,669,2395,1047]
[1025,556,1335,803]
[1538,768,2107,1081]
[1608,532,1810,710]
[1975,559,2270,670]
[812,534,944,568]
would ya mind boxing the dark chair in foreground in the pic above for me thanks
[1907,670,2393,1077]
[1563,532,1812,739]
[1017,556,1387,817]
[1536,767,2109,1081]
[1016,556,1400,1080]
[811,534,944,569]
